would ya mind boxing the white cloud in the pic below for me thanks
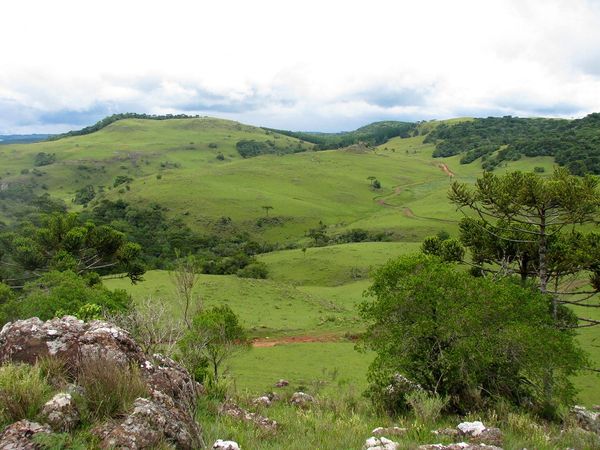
[1,0,600,132]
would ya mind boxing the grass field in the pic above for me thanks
[6,116,596,408]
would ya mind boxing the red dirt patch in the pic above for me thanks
[438,163,454,177]
[252,334,343,348]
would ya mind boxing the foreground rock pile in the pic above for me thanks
[0,316,203,449]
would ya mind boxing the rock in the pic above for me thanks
[275,379,289,387]
[570,405,600,434]
[40,393,79,432]
[468,428,503,447]
[419,444,502,450]
[95,395,202,449]
[0,420,51,450]
[0,317,203,449]
[290,391,315,407]
[457,421,486,437]
[432,428,461,437]
[252,396,272,407]
[372,427,407,437]
[220,402,278,433]
[363,436,399,450]
[213,440,241,450]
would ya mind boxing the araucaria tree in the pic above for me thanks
[449,168,600,327]
[359,255,586,414]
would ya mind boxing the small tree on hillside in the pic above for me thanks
[178,305,248,383]
[170,253,200,329]
[261,205,274,217]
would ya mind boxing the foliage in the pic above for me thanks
[265,121,416,150]
[236,139,304,158]
[113,175,133,187]
[178,305,248,383]
[421,236,464,262]
[359,254,586,413]
[237,261,269,279]
[0,363,52,426]
[406,391,449,424]
[73,185,96,205]
[426,114,600,174]
[34,152,56,167]
[450,168,600,325]
[0,212,145,287]
[1,270,131,323]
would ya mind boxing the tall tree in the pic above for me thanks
[449,168,600,326]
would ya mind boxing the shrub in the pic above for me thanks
[406,391,448,424]
[0,363,52,426]
[34,152,56,167]
[359,254,586,414]
[237,262,268,279]
[77,358,148,421]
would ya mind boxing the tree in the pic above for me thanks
[178,305,248,383]
[449,168,600,326]
[170,253,200,328]
[0,212,145,287]
[359,254,586,414]
[261,205,274,217]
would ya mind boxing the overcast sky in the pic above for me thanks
[1,0,600,134]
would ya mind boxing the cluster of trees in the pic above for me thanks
[236,139,305,158]
[306,222,393,247]
[88,200,270,277]
[0,183,67,225]
[265,121,416,150]
[361,168,600,417]
[48,113,203,140]
[425,114,600,174]
[33,152,56,167]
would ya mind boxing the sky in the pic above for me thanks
[1,0,600,134]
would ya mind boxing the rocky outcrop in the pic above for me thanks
[0,420,51,450]
[433,422,503,447]
[219,402,278,433]
[40,393,79,432]
[363,436,399,450]
[213,440,241,450]
[274,379,289,387]
[290,391,315,407]
[0,317,204,449]
[571,405,600,435]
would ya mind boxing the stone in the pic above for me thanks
[290,391,315,407]
[95,395,202,449]
[432,428,461,437]
[275,379,289,387]
[220,402,278,433]
[213,440,241,450]
[252,396,272,407]
[372,427,408,437]
[40,393,79,432]
[457,421,486,437]
[0,420,51,450]
[0,317,203,449]
[570,405,600,435]
[363,436,399,450]
[419,444,502,450]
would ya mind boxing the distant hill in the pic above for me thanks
[0,134,54,144]
[425,113,600,174]
[263,121,416,149]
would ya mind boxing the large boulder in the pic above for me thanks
[0,420,51,450]
[363,436,399,450]
[219,402,278,433]
[0,317,204,449]
[290,392,315,408]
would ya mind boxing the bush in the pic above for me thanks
[237,262,268,279]
[0,363,52,426]
[406,391,448,424]
[77,358,148,421]
[359,254,586,414]
[34,152,56,167]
